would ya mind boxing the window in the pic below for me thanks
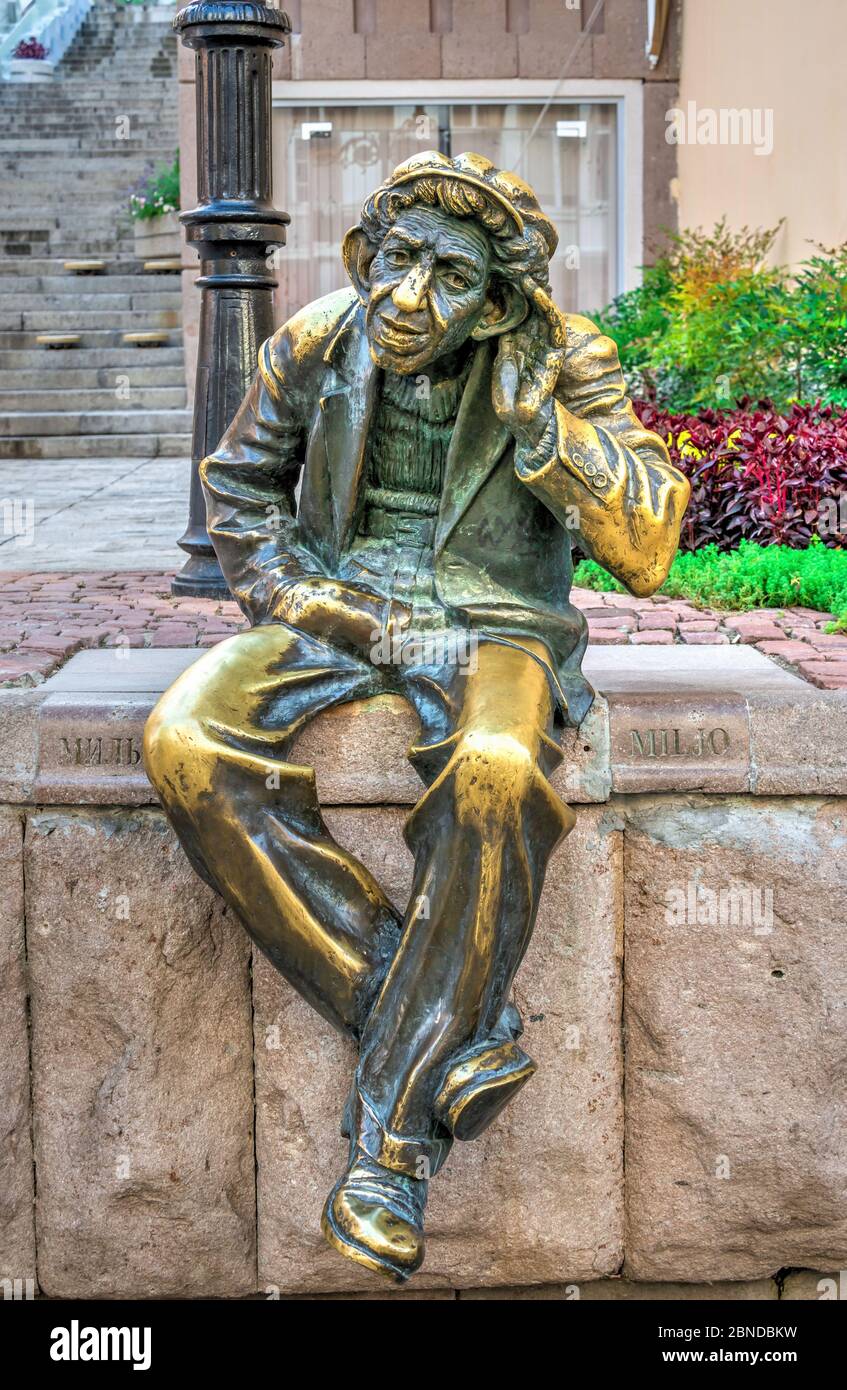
[272,100,619,321]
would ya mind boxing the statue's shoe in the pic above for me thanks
[434,1037,537,1141]
[321,1148,427,1282]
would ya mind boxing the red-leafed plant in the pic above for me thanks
[12,36,50,59]
[634,400,847,553]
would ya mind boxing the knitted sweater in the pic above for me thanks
[362,356,473,519]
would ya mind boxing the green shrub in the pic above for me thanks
[592,222,847,412]
[574,540,847,625]
[129,154,180,221]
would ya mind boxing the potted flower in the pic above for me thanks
[129,155,182,259]
[9,36,54,81]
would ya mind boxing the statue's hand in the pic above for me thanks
[274,576,410,657]
[491,283,566,450]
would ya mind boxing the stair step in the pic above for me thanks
[0,408,193,438]
[0,433,191,460]
[0,3,186,462]
[0,364,186,388]
[0,293,181,314]
[7,309,181,331]
[0,346,184,369]
[0,329,183,349]
[0,275,184,295]
[0,259,145,275]
[0,387,187,411]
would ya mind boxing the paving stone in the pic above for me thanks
[754,640,815,661]
[808,633,847,650]
[728,622,787,644]
[636,614,677,630]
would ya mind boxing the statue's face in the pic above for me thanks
[365,207,494,374]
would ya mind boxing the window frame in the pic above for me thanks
[271,77,645,296]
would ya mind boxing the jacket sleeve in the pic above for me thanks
[199,330,325,624]
[514,314,690,597]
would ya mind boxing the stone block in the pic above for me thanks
[747,691,847,795]
[460,1277,778,1299]
[518,0,592,79]
[290,0,365,79]
[0,689,42,801]
[442,0,518,79]
[26,809,256,1298]
[623,795,847,1282]
[781,1269,845,1300]
[0,810,36,1290]
[607,692,749,793]
[366,0,441,79]
[33,694,151,805]
[292,692,610,806]
[177,34,194,84]
[592,0,682,81]
[255,804,624,1293]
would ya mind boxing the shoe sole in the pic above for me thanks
[435,1046,537,1141]
[320,1187,419,1284]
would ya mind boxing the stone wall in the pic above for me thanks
[1,644,845,1298]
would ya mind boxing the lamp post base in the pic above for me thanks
[170,552,230,599]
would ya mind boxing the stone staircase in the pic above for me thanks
[0,3,191,459]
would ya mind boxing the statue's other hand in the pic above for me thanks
[491,282,566,449]
[274,576,408,657]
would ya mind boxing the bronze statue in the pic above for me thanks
[144,151,689,1282]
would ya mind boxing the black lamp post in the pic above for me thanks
[171,2,291,598]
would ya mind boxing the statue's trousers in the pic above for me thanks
[144,623,575,1175]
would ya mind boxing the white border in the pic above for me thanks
[271,78,644,291]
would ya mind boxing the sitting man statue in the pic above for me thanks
[145,151,689,1283]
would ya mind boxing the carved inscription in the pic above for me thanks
[60,735,142,767]
[629,727,730,759]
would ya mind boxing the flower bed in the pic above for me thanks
[635,400,847,552]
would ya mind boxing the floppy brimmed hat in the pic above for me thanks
[372,150,559,259]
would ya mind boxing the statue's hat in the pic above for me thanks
[373,150,559,259]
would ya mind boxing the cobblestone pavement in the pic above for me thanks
[0,572,845,691]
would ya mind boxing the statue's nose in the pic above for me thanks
[392,263,431,314]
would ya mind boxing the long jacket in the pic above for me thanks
[201,287,690,724]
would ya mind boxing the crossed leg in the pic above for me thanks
[144,623,400,1036]
[145,624,576,1281]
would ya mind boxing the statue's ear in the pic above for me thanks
[342,226,377,304]
[471,280,529,341]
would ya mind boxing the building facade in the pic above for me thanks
[177,0,682,390]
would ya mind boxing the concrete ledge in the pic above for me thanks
[1,644,844,806]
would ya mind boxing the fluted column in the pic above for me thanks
[172,2,291,598]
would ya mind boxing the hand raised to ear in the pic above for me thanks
[491,280,566,448]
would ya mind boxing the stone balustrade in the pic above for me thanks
[1,644,845,1299]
